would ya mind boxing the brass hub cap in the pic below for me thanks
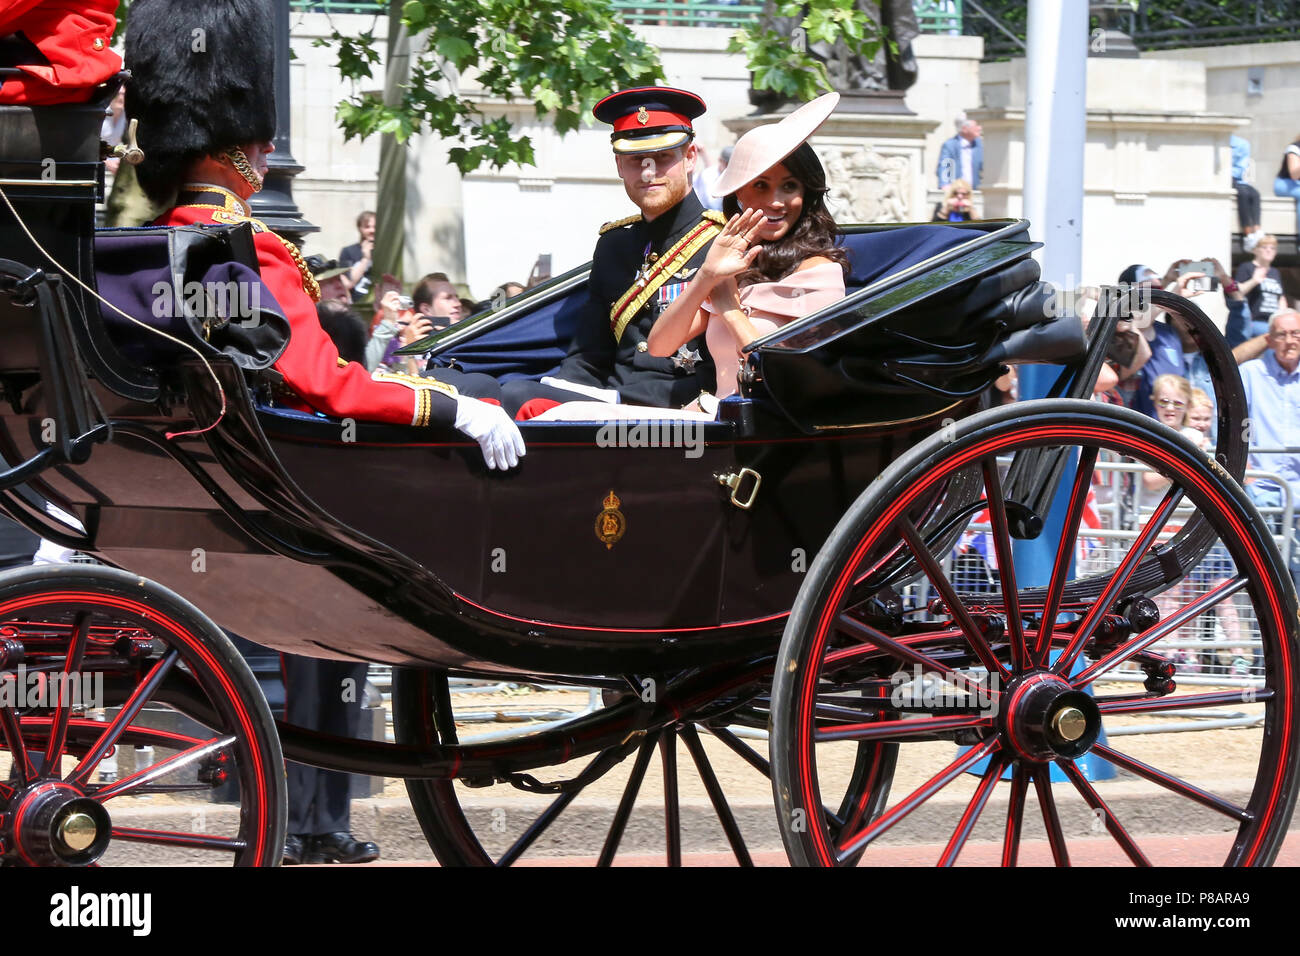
[7,783,112,865]
[57,811,99,852]
[1051,706,1088,743]
[1002,672,1102,761]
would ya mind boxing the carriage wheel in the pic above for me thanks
[0,565,285,866]
[771,399,1300,866]
[393,668,895,866]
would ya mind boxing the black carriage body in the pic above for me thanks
[0,235,1031,676]
[0,94,1086,678]
[0,372,974,675]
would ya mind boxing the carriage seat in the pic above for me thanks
[93,224,291,372]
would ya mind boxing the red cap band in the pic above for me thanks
[612,109,692,134]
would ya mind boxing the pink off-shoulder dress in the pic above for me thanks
[701,261,845,400]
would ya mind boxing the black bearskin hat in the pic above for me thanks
[126,0,277,205]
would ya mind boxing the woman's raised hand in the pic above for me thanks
[702,207,767,281]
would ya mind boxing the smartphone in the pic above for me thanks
[1179,261,1219,292]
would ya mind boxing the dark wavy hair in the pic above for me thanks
[722,142,849,288]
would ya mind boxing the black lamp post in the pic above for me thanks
[249,0,317,244]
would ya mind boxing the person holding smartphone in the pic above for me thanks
[1234,235,1288,336]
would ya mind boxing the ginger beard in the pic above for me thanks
[617,145,696,221]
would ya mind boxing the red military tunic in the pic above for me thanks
[0,0,121,105]
[160,186,459,428]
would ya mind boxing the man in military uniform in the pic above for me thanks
[124,0,521,866]
[502,87,726,417]
[125,0,522,471]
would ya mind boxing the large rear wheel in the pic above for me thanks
[772,399,1299,866]
[394,667,895,865]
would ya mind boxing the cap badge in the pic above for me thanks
[637,106,649,126]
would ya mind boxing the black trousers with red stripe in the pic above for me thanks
[280,654,368,837]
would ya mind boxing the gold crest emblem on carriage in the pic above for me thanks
[595,490,626,549]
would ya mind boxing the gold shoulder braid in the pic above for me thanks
[703,209,727,225]
[599,214,641,235]
[209,207,321,302]
[276,235,322,302]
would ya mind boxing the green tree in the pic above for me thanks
[319,0,881,175]
[729,0,890,104]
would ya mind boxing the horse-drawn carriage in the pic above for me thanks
[0,82,1295,867]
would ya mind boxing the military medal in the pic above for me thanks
[672,346,702,371]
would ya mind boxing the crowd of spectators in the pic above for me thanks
[1073,250,1300,673]
[303,212,530,385]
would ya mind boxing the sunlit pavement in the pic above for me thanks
[303,830,1300,866]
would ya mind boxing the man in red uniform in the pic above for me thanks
[125,0,523,470]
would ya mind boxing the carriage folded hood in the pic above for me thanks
[94,223,291,372]
[746,220,1087,431]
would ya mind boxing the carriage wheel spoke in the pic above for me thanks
[681,725,752,866]
[44,611,90,771]
[1032,769,1070,866]
[1055,486,1184,675]
[111,827,246,852]
[836,614,1003,701]
[1090,744,1251,822]
[68,648,179,789]
[660,730,682,867]
[1002,763,1029,866]
[708,724,847,829]
[708,725,770,778]
[1037,447,1099,666]
[816,712,991,743]
[897,516,1010,680]
[596,733,658,867]
[0,702,36,784]
[93,735,236,802]
[1058,759,1150,866]
[496,752,613,867]
[836,736,998,861]
[814,700,886,723]
[980,460,1029,671]
[1075,577,1249,687]
[937,754,1004,866]
[1097,688,1270,716]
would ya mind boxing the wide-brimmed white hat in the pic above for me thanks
[711,91,839,198]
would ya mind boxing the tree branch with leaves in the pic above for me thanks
[318,0,881,175]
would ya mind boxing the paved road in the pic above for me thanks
[307,830,1300,866]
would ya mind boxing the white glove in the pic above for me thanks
[454,396,526,470]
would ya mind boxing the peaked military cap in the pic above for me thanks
[592,87,705,155]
